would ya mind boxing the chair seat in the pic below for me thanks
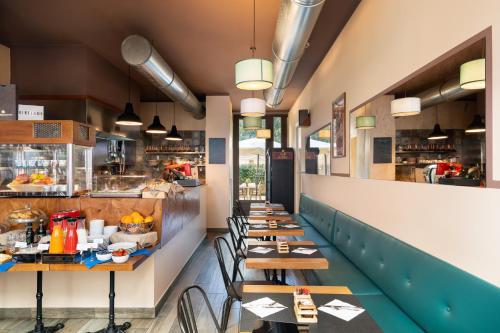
[314,246,382,295]
[229,280,276,300]
[357,294,424,333]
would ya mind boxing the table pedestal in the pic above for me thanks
[28,271,64,333]
[91,271,131,333]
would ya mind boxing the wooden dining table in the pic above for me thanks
[250,203,285,211]
[246,223,304,238]
[245,240,328,283]
[239,285,382,333]
[248,210,292,221]
[4,249,154,333]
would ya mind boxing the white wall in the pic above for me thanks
[205,96,233,228]
[289,0,500,286]
[0,44,10,84]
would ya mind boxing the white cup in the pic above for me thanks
[89,219,105,236]
[103,225,118,237]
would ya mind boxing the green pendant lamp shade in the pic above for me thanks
[243,116,262,130]
[428,123,448,140]
[465,114,486,133]
[356,116,376,130]
[460,58,486,90]
[146,115,167,134]
[116,66,142,126]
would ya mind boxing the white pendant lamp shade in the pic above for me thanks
[391,97,421,117]
[241,97,266,117]
[460,58,486,90]
[256,128,271,139]
[243,116,262,130]
[235,58,273,90]
[356,116,376,130]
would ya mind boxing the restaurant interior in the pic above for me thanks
[0,1,499,332]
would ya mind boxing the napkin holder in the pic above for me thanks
[293,292,318,324]
[266,209,273,215]
[277,241,289,253]
[268,221,278,229]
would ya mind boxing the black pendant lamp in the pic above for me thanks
[116,66,143,126]
[165,103,182,141]
[146,90,167,134]
[428,106,448,140]
[465,114,486,134]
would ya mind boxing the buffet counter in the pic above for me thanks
[0,185,207,318]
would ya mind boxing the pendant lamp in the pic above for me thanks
[460,58,485,90]
[428,106,448,140]
[165,103,182,141]
[241,96,266,117]
[391,97,421,117]
[243,116,262,130]
[465,114,486,134]
[116,66,143,126]
[146,92,167,134]
[234,0,273,91]
[356,105,375,130]
[256,128,271,139]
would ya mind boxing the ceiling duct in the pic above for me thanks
[265,0,325,108]
[417,78,478,109]
[121,34,205,119]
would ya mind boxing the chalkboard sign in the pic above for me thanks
[209,138,226,164]
[373,137,392,164]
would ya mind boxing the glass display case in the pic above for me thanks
[91,175,150,197]
[0,144,93,197]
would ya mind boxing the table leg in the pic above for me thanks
[281,269,287,285]
[91,271,131,333]
[28,271,64,333]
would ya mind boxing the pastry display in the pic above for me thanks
[119,212,154,234]
[10,173,53,185]
[8,206,48,225]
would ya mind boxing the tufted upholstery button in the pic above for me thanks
[406,279,411,286]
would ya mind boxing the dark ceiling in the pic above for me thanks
[0,0,359,111]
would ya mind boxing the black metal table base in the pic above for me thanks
[28,271,64,333]
[90,271,131,333]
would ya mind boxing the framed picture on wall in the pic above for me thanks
[332,92,346,158]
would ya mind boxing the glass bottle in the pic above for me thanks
[49,219,64,254]
[76,217,88,244]
[64,218,78,254]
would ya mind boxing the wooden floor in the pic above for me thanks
[0,233,306,333]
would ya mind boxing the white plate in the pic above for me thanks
[108,242,137,253]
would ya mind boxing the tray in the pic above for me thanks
[41,251,89,264]
[7,183,67,193]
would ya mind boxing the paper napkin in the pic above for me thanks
[249,247,274,254]
[282,224,300,228]
[252,224,268,229]
[292,247,317,255]
[318,299,365,321]
[242,297,287,318]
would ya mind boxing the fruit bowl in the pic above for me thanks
[119,221,154,234]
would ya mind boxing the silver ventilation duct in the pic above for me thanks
[417,78,477,109]
[121,34,205,119]
[265,0,325,108]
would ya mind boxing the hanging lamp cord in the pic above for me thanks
[250,0,256,57]
[128,65,131,102]
[173,103,176,125]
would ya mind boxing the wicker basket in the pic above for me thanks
[119,222,154,234]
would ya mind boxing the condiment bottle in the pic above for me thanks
[76,217,88,244]
[64,218,78,254]
[25,222,34,245]
[49,218,64,254]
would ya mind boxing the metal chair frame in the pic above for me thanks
[177,285,223,333]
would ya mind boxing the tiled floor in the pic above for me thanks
[0,233,306,333]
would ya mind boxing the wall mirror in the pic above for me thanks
[305,123,331,175]
[350,36,487,188]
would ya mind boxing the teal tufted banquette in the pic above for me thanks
[294,193,500,333]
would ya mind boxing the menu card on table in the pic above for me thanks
[318,299,365,321]
[242,297,287,318]
[249,247,274,254]
[291,247,317,255]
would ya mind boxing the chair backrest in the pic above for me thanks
[227,216,246,253]
[214,236,243,294]
[177,285,222,333]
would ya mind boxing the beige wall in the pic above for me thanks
[205,96,232,228]
[289,0,500,286]
[0,44,10,84]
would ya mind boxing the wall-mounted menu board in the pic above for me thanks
[373,137,392,164]
[209,138,226,164]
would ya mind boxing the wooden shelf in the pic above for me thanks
[145,151,205,155]
[396,150,456,154]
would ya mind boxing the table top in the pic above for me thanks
[239,285,381,333]
[249,211,292,221]
[245,241,328,270]
[247,225,304,238]
[5,246,158,272]
[247,219,297,225]
[250,203,285,211]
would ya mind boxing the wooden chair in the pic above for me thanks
[177,285,223,333]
